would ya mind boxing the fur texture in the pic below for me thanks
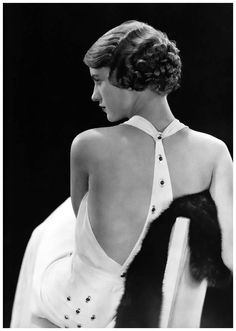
[115,190,231,328]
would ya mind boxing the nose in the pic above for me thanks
[91,85,101,102]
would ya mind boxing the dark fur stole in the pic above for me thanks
[115,190,232,328]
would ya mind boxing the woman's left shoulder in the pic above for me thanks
[185,128,230,156]
[187,128,225,145]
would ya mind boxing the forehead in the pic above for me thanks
[89,67,110,78]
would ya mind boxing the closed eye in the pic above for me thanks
[91,74,102,84]
[94,79,102,86]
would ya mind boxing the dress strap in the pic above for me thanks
[116,115,188,273]
[122,115,188,140]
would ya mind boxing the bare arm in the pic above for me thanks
[209,141,233,271]
[70,132,90,217]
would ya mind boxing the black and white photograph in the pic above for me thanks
[4,2,233,328]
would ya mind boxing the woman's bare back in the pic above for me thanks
[71,121,223,266]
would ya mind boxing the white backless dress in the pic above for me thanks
[11,116,207,328]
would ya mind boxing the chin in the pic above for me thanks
[106,112,126,123]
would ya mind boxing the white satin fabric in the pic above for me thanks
[11,116,207,328]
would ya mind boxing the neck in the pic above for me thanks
[128,90,175,132]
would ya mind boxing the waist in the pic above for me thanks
[39,253,124,328]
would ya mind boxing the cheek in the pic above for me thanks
[102,85,112,100]
[104,87,118,104]
[103,84,128,111]
[119,91,132,109]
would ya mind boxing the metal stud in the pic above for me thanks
[158,135,162,140]
[91,314,96,320]
[77,324,82,328]
[120,272,126,278]
[151,205,156,214]
[86,296,91,303]
[64,315,69,320]
[67,296,71,301]
[160,180,165,187]
[76,308,80,314]
[158,155,163,162]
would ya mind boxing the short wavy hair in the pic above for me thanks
[83,20,182,96]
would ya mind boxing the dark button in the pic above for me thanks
[120,272,126,278]
[158,135,162,140]
[86,296,91,302]
[91,314,96,320]
[160,180,165,186]
[76,308,80,314]
[64,315,69,320]
[67,296,71,301]
[151,205,156,214]
[77,324,82,328]
[158,155,163,162]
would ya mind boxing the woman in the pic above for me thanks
[11,20,232,328]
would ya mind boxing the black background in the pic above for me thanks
[4,3,233,328]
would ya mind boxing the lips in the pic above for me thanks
[99,105,106,111]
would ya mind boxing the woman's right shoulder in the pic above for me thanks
[71,128,101,146]
[71,126,117,147]
[71,126,121,161]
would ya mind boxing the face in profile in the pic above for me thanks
[89,67,134,122]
